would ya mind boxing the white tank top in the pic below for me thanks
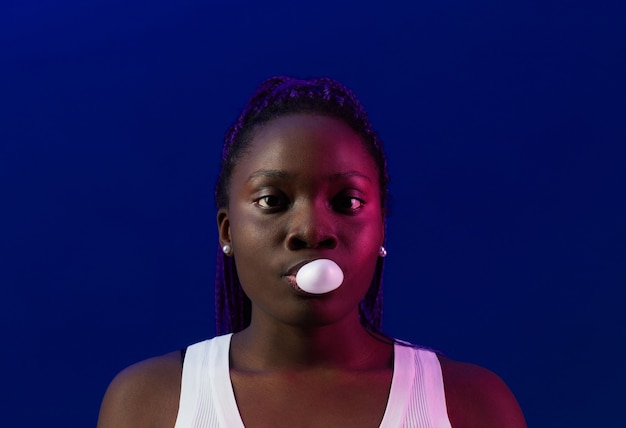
[174,334,451,428]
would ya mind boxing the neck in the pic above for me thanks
[230,310,392,372]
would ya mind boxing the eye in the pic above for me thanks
[333,195,365,213]
[254,195,287,210]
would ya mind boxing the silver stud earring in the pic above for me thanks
[379,246,387,258]
[222,244,232,255]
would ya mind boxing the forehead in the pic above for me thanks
[235,113,378,179]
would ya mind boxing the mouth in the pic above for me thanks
[282,259,318,296]
[282,258,345,296]
[283,260,315,277]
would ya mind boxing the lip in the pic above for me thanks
[282,259,323,296]
[283,259,316,277]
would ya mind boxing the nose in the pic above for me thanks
[285,200,338,251]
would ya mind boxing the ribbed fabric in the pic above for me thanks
[174,334,451,427]
[174,334,242,428]
[379,345,452,428]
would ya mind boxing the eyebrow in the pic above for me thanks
[328,171,372,182]
[246,169,289,182]
[246,169,372,183]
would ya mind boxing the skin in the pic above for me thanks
[97,113,526,427]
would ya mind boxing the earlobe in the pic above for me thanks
[217,208,231,247]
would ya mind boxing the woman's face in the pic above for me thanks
[218,113,385,328]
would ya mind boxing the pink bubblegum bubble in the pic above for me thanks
[295,259,344,294]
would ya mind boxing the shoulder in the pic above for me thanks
[97,351,183,428]
[438,355,527,428]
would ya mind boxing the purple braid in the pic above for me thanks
[215,76,389,335]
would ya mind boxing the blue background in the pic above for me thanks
[2,1,625,426]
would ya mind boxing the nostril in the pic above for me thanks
[287,236,308,251]
[286,232,337,251]
[318,237,337,250]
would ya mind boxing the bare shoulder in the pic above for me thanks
[438,355,527,428]
[97,351,183,428]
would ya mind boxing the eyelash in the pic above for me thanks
[334,196,365,212]
[253,194,365,213]
[254,195,286,210]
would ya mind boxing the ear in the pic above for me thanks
[217,207,231,247]
[380,217,386,247]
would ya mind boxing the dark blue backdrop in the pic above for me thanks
[2,1,625,426]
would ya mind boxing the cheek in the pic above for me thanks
[229,217,271,296]
[341,221,384,274]
[229,207,284,265]
[344,214,384,245]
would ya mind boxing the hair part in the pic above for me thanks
[215,76,390,335]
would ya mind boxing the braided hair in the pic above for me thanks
[214,76,389,335]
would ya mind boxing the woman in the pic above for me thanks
[97,76,526,427]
